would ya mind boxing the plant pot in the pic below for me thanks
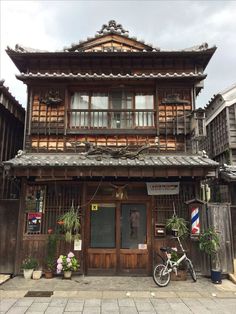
[211,270,222,284]
[171,270,187,281]
[63,270,72,279]
[32,270,42,280]
[44,270,53,279]
[23,269,33,279]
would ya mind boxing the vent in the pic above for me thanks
[24,291,53,297]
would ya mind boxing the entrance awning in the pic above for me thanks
[3,152,218,179]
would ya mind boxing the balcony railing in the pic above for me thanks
[67,109,156,129]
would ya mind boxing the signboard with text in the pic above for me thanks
[146,182,179,195]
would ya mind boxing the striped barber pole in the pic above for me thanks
[191,207,200,235]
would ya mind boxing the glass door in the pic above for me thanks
[121,204,147,249]
[119,203,148,274]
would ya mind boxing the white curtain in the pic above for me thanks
[70,93,89,127]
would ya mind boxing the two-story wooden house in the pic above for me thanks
[5,21,218,275]
[0,79,25,273]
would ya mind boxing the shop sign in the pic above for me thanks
[146,182,179,195]
[91,204,98,211]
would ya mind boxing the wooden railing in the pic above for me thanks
[67,109,156,129]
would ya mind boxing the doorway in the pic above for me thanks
[86,202,150,275]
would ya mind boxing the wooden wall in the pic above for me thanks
[26,84,193,153]
[0,87,25,199]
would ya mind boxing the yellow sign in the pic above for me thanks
[91,204,98,211]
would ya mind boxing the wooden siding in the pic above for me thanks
[0,200,19,273]
[205,108,228,159]
[207,203,234,274]
[0,90,25,199]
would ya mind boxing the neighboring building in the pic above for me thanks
[4,21,218,275]
[0,80,25,198]
[0,80,25,273]
[204,83,236,262]
[205,83,236,165]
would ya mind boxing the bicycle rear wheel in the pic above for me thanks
[153,264,170,287]
[186,259,197,282]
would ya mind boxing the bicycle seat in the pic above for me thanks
[160,247,172,253]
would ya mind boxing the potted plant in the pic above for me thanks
[32,268,42,280]
[21,257,38,279]
[166,215,189,238]
[44,230,58,278]
[199,227,221,283]
[56,252,79,279]
[58,205,80,243]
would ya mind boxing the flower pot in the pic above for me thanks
[63,270,72,279]
[171,270,187,281]
[32,270,42,280]
[44,270,53,279]
[211,270,222,284]
[23,269,33,279]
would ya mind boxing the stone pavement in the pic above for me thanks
[1,275,236,313]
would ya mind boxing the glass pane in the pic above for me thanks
[135,94,153,109]
[91,93,108,127]
[110,92,132,128]
[70,93,89,127]
[90,205,115,248]
[135,94,154,127]
[121,204,146,249]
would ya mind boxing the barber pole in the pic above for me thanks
[191,207,200,236]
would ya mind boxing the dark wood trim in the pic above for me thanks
[9,166,217,179]
[66,129,157,135]
[14,178,26,274]
[116,201,121,274]
[81,181,86,275]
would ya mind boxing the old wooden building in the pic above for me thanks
[5,21,218,275]
[0,79,25,273]
[204,83,236,266]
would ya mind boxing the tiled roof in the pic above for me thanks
[16,72,206,80]
[220,165,236,181]
[4,153,218,169]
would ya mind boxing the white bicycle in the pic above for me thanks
[153,236,197,287]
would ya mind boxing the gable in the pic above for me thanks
[66,20,157,52]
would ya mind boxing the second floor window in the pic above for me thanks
[69,91,154,129]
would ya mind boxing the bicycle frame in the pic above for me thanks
[162,237,188,275]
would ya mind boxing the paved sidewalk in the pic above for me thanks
[1,276,236,313]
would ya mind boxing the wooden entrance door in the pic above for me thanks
[86,202,150,275]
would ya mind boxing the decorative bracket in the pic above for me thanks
[40,91,62,106]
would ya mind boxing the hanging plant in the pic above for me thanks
[166,215,189,238]
[58,204,80,243]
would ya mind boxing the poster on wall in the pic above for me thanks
[146,182,179,195]
[27,212,42,233]
[25,185,46,212]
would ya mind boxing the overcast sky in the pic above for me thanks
[1,0,236,107]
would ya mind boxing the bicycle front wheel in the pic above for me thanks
[153,264,170,287]
[186,259,197,282]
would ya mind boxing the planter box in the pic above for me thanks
[171,270,187,281]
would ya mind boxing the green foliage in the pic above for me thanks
[199,227,220,256]
[59,206,80,243]
[45,234,58,271]
[21,257,38,270]
[170,250,179,262]
[166,215,189,238]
